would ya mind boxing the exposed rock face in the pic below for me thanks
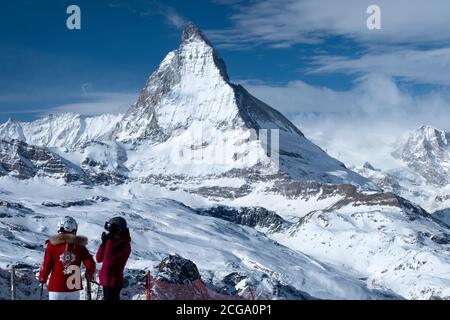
[219,271,316,300]
[41,199,96,208]
[0,139,90,183]
[156,254,201,285]
[198,206,288,232]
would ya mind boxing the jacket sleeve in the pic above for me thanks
[103,241,115,282]
[96,243,106,263]
[82,247,96,280]
[38,242,53,283]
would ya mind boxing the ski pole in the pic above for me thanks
[248,287,256,300]
[96,283,101,300]
[146,271,151,300]
[89,280,101,300]
[39,283,44,300]
[10,265,16,300]
[86,279,92,301]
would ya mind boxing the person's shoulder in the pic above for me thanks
[44,239,52,249]
[48,234,89,246]
[122,229,131,242]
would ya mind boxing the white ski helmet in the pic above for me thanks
[57,216,78,234]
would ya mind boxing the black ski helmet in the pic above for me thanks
[104,217,128,233]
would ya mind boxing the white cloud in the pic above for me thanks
[242,74,413,117]
[152,4,187,29]
[162,11,186,29]
[243,75,450,169]
[208,0,450,48]
[47,92,136,116]
[312,48,450,86]
[109,0,187,29]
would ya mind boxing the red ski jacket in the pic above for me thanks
[96,230,131,287]
[38,233,96,292]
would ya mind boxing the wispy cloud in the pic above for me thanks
[109,0,187,29]
[0,91,138,122]
[311,48,450,86]
[208,0,450,49]
[243,75,450,169]
[155,4,186,29]
[211,0,243,4]
[47,92,136,116]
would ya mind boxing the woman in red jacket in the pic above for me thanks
[38,216,96,300]
[96,217,131,300]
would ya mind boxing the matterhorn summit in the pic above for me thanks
[110,23,370,185]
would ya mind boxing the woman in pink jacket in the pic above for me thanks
[96,217,131,300]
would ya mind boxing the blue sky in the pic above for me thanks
[2,0,450,167]
[0,1,327,119]
[0,0,377,121]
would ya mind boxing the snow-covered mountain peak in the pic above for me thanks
[393,125,450,187]
[113,23,235,142]
[110,25,373,186]
[362,161,377,171]
[181,22,210,45]
[0,118,25,141]
[179,22,229,80]
[414,125,449,148]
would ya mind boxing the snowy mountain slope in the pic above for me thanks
[0,113,122,149]
[269,189,450,300]
[0,116,129,184]
[2,173,445,299]
[207,176,450,299]
[434,208,450,228]
[0,177,396,300]
[55,141,129,185]
[356,162,450,214]
[355,126,450,215]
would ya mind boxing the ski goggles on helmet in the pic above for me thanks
[104,221,119,233]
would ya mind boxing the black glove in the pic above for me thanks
[101,232,109,245]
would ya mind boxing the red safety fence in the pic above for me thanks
[145,272,254,300]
